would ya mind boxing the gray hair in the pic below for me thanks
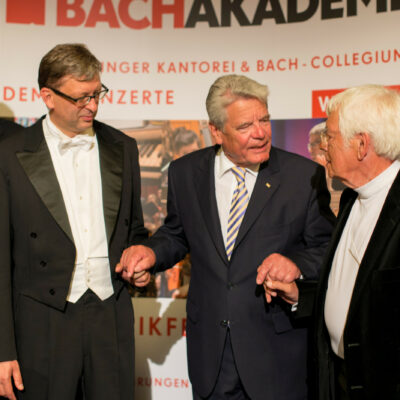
[206,74,269,130]
[309,121,326,137]
[327,85,400,160]
[38,43,102,89]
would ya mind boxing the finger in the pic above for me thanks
[265,292,272,303]
[12,364,24,391]
[267,280,288,292]
[256,264,270,285]
[133,257,153,273]
[132,272,151,287]
[115,262,123,273]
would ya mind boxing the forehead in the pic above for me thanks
[326,109,340,131]
[225,98,268,122]
[58,74,101,92]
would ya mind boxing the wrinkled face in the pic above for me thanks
[322,109,360,188]
[210,98,272,168]
[40,74,101,137]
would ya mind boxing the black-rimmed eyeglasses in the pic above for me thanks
[48,84,109,106]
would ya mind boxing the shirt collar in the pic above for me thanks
[355,159,400,199]
[215,147,260,179]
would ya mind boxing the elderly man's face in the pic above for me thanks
[41,74,102,137]
[211,98,272,168]
[322,109,360,188]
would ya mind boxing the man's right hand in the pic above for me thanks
[264,280,299,305]
[115,245,156,285]
[0,360,24,400]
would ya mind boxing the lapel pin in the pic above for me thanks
[266,182,271,188]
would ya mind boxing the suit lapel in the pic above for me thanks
[96,123,123,245]
[346,172,400,325]
[16,119,74,242]
[233,147,281,253]
[194,146,228,265]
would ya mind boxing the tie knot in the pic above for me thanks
[231,167,246,183]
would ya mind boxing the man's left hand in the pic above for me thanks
[256,253,301,302]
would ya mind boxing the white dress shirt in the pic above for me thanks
[43,115,114,303]
[214,149,258,247]
[324,160,400,358]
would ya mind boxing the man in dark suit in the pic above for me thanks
[263,84,400,399]
[0,43,148,399]
[0,118,23,138]
[117,74,334,399]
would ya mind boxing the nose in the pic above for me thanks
[85,96,98,112]
[252,122,266,139]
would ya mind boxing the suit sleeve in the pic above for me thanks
[143,161,189,271]
[0,166,17,361]
[285,164,335,279]
[128,138,149,245]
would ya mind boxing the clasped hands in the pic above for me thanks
[115,245,155,287]
[116,247,300,305]
[255,253,300,305]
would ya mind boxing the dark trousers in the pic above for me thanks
[193,331,250,400]
[14,289,135,400]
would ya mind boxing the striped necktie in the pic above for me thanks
[226,167,249,260]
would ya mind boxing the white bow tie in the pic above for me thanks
[58,136,95,155]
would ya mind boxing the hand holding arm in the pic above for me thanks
[0,360,23,400]
[256,253,301,303]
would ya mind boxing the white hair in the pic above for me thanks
[326,85,400,160]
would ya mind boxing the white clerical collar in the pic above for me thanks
[216,147,259,179]
[355,160,400,199]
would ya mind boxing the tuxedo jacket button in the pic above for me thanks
[49,289,55,295]
[30,232,37,238]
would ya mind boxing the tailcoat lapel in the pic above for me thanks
[95,122,123,245]
[193,146,228,265]
[16,119,74,242]
[346,171,400,325]
[15,119,124,247]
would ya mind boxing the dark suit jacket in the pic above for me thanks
[298,170,400,400]
[0,117,147,362]
[0,118,23,139]
[145,146,334,400]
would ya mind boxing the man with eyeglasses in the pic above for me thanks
[0,43,148,399]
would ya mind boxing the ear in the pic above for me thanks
[40,87,55,110]
[209,123,223,145]
[356,132,370,161]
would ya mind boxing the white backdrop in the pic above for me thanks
[1,1,399,399]
[1,0,399,121]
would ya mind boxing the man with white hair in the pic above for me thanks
[259,84,400,399]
